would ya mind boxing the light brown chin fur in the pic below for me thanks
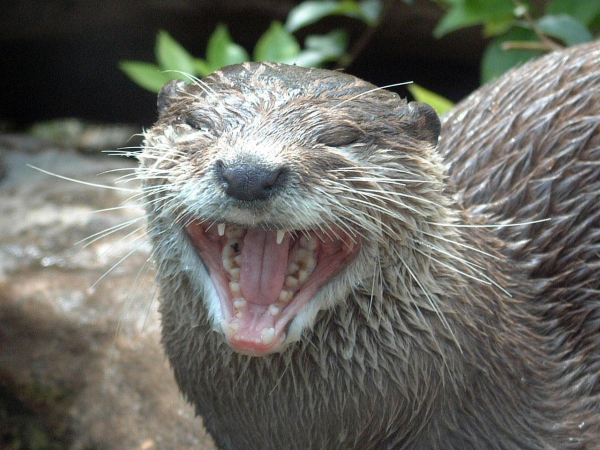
[140,42,600,450]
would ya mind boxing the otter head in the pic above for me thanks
[141,62,441,355]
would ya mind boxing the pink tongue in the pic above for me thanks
[240,230,290,306]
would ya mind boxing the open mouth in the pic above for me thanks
[185,220,361,355]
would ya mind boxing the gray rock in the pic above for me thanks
[0,138,215,450]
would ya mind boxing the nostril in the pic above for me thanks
[215,161,286,202]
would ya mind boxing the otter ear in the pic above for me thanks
[405,102,441,147]
[157,79,187,117]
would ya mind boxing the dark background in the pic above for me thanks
[0,0,488,128]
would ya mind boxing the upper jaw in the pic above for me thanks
[183,219,361,355]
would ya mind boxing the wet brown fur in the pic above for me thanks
[140,42,600,449]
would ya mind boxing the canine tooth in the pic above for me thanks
[217,223,225,236]
[261,327,275,345]
[235,311,244,319]
[284,276,299,288]
[269,304,281,316]
[276,230,285,244]
[298,270,310,284]
[229,281,241,296]
[278,290,292,303]
[233,298,247,309]
[230,268,241,280]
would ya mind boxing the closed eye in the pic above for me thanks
[317,124,365,147]
[184,113,212,132]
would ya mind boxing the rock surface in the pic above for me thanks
[0,138,216,450]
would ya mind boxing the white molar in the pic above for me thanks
[261,327,276,344]
[279,290,292,303]
[233,298,247,309]
[285,276,299,289]
[295,249,309,262]
[299,235,318,250]
[269,304,281,316]
[298,270,310,284]
[287,262,299,275]
[230,281,241,296]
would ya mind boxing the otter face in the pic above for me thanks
[141,62,441,355]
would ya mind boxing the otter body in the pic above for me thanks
[141,42,600,449]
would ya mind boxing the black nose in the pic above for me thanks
[215,161,285,201]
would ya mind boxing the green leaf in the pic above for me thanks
[483,15,516,37]
[193,58,212,77]
[547,0,600,27]
[285,0,378,32]
[305,29,348,56]
[480,28,544,83]
[359,0,384,26]
[407,84,455,116]
[119,61,175,93]
[155,30,196,74]
[254,22,301,62]
[434,0,519,38]
[537,14,593,45]
[205,25,250,72]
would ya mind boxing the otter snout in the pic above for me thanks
[215,160,286,202]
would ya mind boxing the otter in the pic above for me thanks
[140,41,600,449]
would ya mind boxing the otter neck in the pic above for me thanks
[370,215,577,448]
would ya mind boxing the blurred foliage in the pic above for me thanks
[120,0,453,114]
[434,0,598,82]
[121,0,600,113]
[120,0,384,93]
[407,84,455,115]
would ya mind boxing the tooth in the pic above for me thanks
[304,256,316,273]
[278,290,292,303]
[233,298,247,309]
[223,258,235,272]
[298,269,309,284]
[229,281,241,296]
[233,255,243,266]
[295,249,309,262]
[226,226,244,239]
[218,223,225,236]
[276,230,285,244]
[299,235,317,250]
[235,311,244,319]
[261,327,275,345]
[222,241,239,258]
[284,276,299,289]
[287,262,299,275]
[229,268,241,280]
[269,304,281,316]
[223,321,239,338]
